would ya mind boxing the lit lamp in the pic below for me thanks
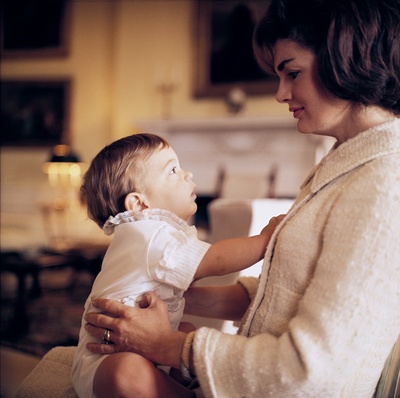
[43,144,85,210]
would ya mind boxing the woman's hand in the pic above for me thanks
[84,292,186,369]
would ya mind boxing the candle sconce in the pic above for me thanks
[154,63,182,119]
[156,81,179,119]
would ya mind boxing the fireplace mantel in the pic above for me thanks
[137,115,297,134]
[136,116,332,197]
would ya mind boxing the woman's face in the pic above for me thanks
[273,40,353,143]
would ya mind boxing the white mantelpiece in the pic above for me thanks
[137,116,333,198]
[137,115,296,133]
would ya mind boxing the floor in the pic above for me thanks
[0,346,40,398]
[0,264,79,398]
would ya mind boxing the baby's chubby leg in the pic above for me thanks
[93,352,195,398]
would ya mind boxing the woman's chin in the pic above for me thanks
[296,121,314,135]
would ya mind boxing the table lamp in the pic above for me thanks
[42,144,85,209]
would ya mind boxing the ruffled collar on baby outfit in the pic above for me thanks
[102,208,195,236]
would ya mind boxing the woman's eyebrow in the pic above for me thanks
[277,58,294,72]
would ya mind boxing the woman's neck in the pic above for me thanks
[336,105,395,145]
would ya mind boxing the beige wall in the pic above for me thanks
[1,1,288,248]
[1,1,285,164]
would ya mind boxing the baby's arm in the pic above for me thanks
[194,214,285,280]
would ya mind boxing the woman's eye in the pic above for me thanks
[288,71,299,80]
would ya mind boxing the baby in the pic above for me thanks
[72,133,283,398]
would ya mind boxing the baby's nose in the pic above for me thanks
[185,170,193,181]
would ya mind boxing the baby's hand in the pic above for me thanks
[260,214,286,238]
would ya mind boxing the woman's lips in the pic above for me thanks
[290,107,304,118]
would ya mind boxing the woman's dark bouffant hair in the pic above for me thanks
[253,0,400,115]
[80,133,169,228]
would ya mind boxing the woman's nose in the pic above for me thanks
[275,80,292,103]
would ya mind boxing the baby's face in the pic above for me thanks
[140,146,197,221]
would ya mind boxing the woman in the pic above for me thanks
[84,0,400,396]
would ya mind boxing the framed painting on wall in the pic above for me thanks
[0,0,71,58]
[0,79,71,147]
[194,0,278,98]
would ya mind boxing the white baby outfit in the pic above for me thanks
[71,209,210,398]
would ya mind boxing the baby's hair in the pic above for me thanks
[81,133,170,228]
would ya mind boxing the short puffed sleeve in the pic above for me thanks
[146,224,211,290]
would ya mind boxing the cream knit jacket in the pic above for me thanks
[194,119,400,398]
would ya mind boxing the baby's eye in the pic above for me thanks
[170,166,177,174]
[288,71,299,80]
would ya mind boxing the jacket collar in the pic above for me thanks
[300,118,400,194]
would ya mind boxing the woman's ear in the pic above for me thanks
[124,192,148,211]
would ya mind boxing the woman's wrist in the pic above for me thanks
[165,331,188,370]
[180,331,196,380]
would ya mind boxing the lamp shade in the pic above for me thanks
[47,144,81,163]
[43,145,85,189]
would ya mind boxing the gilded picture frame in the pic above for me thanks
[1,79,71,147]
[194,0,278,98]
[0,0,71,58]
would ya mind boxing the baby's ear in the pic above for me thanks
[124,192,148,211]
